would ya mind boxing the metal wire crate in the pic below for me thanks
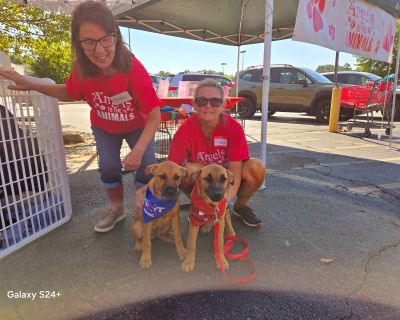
[0,78,72,258]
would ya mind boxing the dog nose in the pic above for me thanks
[208,189,224,202]
[163,186,177,198]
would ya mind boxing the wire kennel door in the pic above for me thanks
[0,78,72,258]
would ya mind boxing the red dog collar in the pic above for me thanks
[190,183,226,227]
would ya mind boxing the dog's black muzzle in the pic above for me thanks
[205,185,225,202]
[162,185,179,199]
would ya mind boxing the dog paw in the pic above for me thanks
[200,222,213,233]
[139,255,152,269]
[134,241,143,251]
[181,257,195,272]
[225,228,236,236]
[216,256,229,270]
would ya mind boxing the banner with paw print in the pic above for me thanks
[293,0,396,63]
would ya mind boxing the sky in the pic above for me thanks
[120,27,357,77]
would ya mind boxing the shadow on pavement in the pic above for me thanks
[76,289,400,320]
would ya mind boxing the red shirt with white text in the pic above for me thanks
[65,56,160,134]
[168,113,249,166]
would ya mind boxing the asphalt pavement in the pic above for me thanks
[1,105,400,320]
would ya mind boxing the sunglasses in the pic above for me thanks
[194,96,223,108]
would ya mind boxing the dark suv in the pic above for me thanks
[230,64,353,122]
[321,71,381,85]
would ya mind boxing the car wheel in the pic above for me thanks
[314,98,331,123]
[237,97,256,118]
[268,111,276,117]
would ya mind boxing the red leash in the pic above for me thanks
[214,221,256,284]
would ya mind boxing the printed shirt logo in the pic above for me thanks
[195,149,226,165]
[91,91,136,122]
[142,188,177,223]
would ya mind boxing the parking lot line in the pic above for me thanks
[319,144,380,151]
[348,183,400,193]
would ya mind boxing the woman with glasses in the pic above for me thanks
[168,78,265,228]
[0,1,161,233]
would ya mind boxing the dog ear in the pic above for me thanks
[190,168,202,182]
[145,163,158,176]
[179,166,189,177]
[227,169,235,185]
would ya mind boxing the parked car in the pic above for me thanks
[229,64,353,122]
[149,74,164,92]
[322,71,400,121]
[168,72,232,94]
[321,71,381,85]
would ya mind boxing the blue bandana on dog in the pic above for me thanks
[142,187,178,223]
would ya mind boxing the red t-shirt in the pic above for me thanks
[168,113,249,166]
[65,56,160,134]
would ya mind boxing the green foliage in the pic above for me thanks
[156,69,231,78]
[316,63,353,73]
[0,0,71,82]
[156,70,174,78]
[355,21,400,77]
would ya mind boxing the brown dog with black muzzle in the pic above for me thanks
[181,163,235,272]
[131,161,188,269]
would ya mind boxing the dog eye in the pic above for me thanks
[159,173,167,180]
[204,174,213,183]
[220,175,227,183]
[174,174,180,180]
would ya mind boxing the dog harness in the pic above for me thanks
[142,187,178,223]
[189,183,227,227]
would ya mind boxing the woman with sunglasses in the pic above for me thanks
[0,1,160,233]
[167,78,265,228]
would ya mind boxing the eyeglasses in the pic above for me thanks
[79,33,115,51]
[194,96,223,108]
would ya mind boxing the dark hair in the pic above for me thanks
[71,1,132,77]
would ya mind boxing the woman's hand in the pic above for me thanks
[0,68,33,91]
[122,147,144,172]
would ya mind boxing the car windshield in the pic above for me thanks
[303,68,333,83]
[364,73,381,81]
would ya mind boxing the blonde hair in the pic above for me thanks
[194,78,225,100]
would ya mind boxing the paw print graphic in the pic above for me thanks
[307,0,325,33]
[328,24,335,41]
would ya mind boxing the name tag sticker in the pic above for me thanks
[110,91,132,105]
[214,137,227,147]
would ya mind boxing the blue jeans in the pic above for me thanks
[91,125,156,189]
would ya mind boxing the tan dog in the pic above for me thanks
[131,161,187,269]
[181,164,234,272]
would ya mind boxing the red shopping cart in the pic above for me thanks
[340,78,394,137]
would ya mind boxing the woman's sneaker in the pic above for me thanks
[231,204,262,228]
[94,208,126,232]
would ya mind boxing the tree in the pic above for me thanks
[355,21,400,77]
[0,0,71,82]
[316,63,353,73]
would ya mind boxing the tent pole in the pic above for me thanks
[236,45,241,98]
[389,27,400,149]
[334,51,339,85]
[235,0,246,99]
[259,0,273,189]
